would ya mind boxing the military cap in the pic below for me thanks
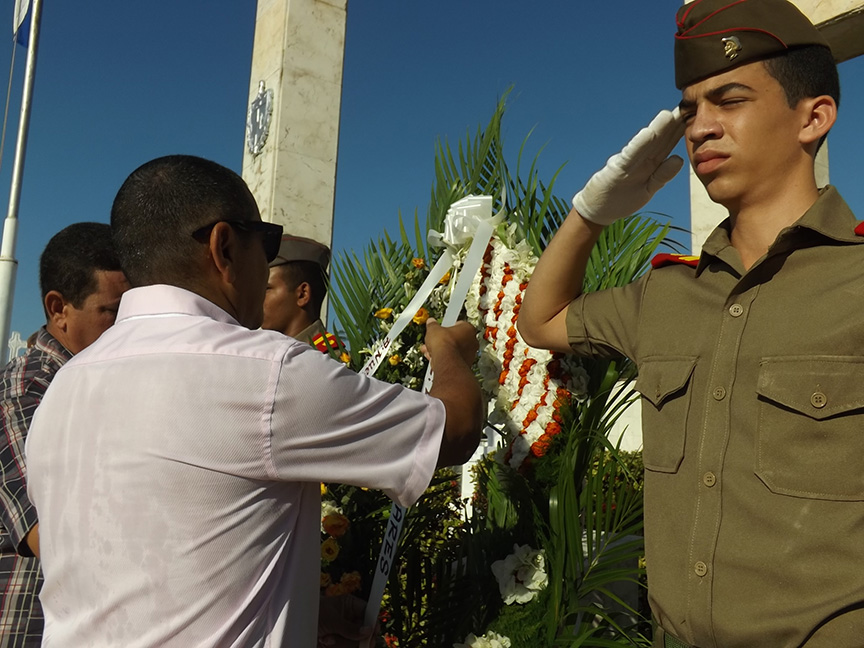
[269,234,331,269]
[674,0,830,89]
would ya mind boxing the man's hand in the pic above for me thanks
[421,318,483,467]
[572,108,685,226]
[24,523,39,559]
[317,594,375,648]
[422,319,478,368]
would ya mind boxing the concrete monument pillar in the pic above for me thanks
[686,0,864,253]
[241,0,347,250]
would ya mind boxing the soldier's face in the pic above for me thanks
[679,61,807,210]
[261,266,302,335]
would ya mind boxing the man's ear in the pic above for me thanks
[44,291,69,331]
[295,281,312,308]
[208,222,239,284]
[799,95,837,147]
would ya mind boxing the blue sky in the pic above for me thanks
[0,0,862,338]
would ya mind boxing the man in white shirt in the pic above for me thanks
[25,155,483,648]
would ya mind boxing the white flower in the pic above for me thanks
[490,544,547,605]
[453,630,512,648]
[400,375,420,390]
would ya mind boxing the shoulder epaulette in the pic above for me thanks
[854,222,864,236]
[312,331,341,353]
[650,253,700,269]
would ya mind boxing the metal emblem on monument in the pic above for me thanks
[246,81,274,156]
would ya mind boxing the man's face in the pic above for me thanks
[261,266,301,335]
[679,61,806,209]
[63,269,130,354]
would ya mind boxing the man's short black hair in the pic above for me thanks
[39,222,122,315]
[111,155,259,287]
[763,45,840,110]
[278,260,327,315]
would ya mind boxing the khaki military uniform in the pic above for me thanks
[294,319,342,355]
[566,187,864,647]
[294,319,326,347]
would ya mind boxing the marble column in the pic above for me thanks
[241,0,347,249]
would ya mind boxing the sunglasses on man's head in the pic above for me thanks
[192,220,284,263]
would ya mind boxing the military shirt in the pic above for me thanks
[294,319,325,347]
[566,186,864,647]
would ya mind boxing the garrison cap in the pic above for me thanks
[674,0,830,89]
[269,234,331,269]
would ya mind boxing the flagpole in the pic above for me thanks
[0,0,42,363]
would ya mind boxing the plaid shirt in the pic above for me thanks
[0,328,71,646]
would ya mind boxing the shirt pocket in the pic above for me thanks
[756,356,864,501]
[635,355,697,474]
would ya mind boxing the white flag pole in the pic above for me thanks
[0,0,42,362]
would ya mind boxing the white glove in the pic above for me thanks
[572,108,685,226]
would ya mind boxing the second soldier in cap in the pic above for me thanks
[261,234,341,352]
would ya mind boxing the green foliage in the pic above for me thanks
[325,92,685,647]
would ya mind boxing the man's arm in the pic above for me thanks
[518,109,686,353]
[424,320,484,467]
[0,368,48,560]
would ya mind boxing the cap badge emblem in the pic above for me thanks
[722,36,742,61]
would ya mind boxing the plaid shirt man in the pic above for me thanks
[0,327,71,646]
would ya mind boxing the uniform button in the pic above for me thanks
[728,304,744,317]
[703,472,717,487]
[712,386,726,400]
[694,561,708,577]
[810,391,827,409]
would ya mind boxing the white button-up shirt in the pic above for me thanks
[26,285,445,647]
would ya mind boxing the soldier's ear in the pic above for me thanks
[295,281,312,308]
[798,95,836,147]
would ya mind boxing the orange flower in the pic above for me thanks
[320,483,327,496]
[325,583,347,597]
[339,352,351,365]
[321,537,340,562]
[389,354,401,366]
[439,270,451,284]
[411,257,426,269]
[531,433,553,457]
[384,634,399,647]
[339,571,362,594]
[374,307,394,319]
[322,513,350,538]
[412,307,430,325]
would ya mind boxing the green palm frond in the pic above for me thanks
[326,91,689,647]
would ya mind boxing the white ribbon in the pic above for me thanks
[358,252,452,379]
[362,195,502,634]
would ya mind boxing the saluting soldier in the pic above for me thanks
[261,234,341,352]
[520,0,858,646]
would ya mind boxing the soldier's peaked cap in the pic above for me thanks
[269,234,331,269]
[674,0,830,89]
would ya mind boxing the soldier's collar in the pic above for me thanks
[696,186,863,275]
[795,186,862,244]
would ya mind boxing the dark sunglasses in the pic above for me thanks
[192,219,284,263]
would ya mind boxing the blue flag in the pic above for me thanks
[13,0,30,47]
